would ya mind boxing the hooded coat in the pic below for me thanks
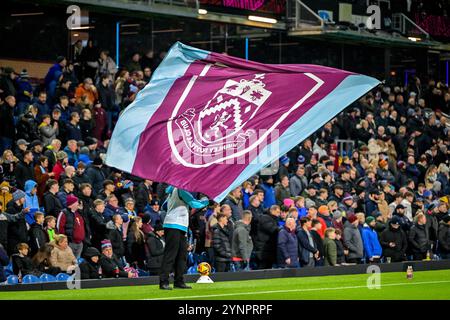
[362,224,383,260]
[24,180,39,225]
[79,247,101,279]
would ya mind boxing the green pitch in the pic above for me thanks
[1,270,449,300]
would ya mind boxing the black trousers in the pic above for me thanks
[159,228,187,285]
[215,261,230,273]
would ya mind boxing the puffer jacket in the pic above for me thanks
[49,243,77,272]
[213,224,232,262]
[408,223,431,254]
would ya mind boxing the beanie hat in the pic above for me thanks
[66,194,79,207]
[365,216,375,225]
[283,198,295,208]
[297,155,306,164]
[101,240,112,250]
[347,215,358,224]
[332,210,343,220]
[318,205,329,214]
[13,190,26,202]
[280,155,290,165]
[343,193,353,201]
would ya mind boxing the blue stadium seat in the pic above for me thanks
[187,266,197,274]
[40,273,57,282]
[77,258,85,264]
[56,273,71,281]
[22,274,41,284]
[6,275,19,285]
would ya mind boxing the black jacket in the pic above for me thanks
[135,182,151,214]
[28,223,47,256]
[311,229,324,259]
[213,224,232,262]
[335,239,345,264]
[146,232,165,271]
[408,223,431,254]
[126,231,146,266]
[107,222,125,258]
[99,254,128,278]
[85,166,106,194]
[89,209,107,250]
[438,222,450,254]
[6,201,28,254]
[253,213,279,263]
[380,225,408,261]
[12,254,41,276]
[43,191,63,218]
[0,104,15,140]
[14,161,35,190]
[79,260,101,279]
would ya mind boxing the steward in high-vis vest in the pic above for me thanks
[159,186,208,290]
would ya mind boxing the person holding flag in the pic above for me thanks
[159,186,208,290]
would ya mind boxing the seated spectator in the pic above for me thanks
[79,247,102,279]
[12,243,42,278]
[362,216,382,263]
[31,244,61,276]
[323,228,337,266]
[28,212,47,256]
[49,234,77,273]
[277,217,299,268]
[146,223,165,275]
[99,240,132,278]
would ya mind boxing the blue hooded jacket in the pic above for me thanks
[24,180,40,225]
[362,224,382,259]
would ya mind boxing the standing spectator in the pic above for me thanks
[57,178,75,207]
[49,234,77,273]
[97,51,117,80]
[79,109,94,141]
[222,187,243,222]
[334,229,346,265]
[106,213,126,261]
[259,176,276,209]
[98,74,117,133]
[44,56,66,103]
[44,216,57,242]
[126,53,142,73]
[28,212,47,256]
[43,139,61,172]
[56,195,86,258]
[23,180,40,225]
[438,215,450,259]
[310,219,324,266]
[343,215,364,264]
[275,175,291,206]
[289,165,308,197]
[146,223,165,275]
[213,213,233,272]
[66,112,82,142]
[253,205,280,269]
[34,156,54,203]
[6,190,29,255]
[362,216,382,263]
[52,151,68,181]
[0,243,8,283]
[43,179,63,218]
[231,210,253,271]
[135,179,152,214]
[409,212,431,260]
[0,96,16,154]
[14,150,35,190]
[92,102,107,141]
[297,216,319,267]
[126,216,146,269]
[380,216,408,262]
[88,199,107,250]
[323,228,337,266]
[86,157,106,194]
[75,78,98,108]
[0,68,17,98]
[277,217,299,268]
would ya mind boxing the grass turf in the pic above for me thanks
[0,270,449,300]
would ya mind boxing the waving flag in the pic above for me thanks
[106,42,380,202]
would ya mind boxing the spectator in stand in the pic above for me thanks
[362,216,382,263]
[56,194,86,258]
[438,215,450,259]
[126,216,146,269]
[44,215,57,242]
[213,213,233,272]
[99,240,132,278]
[44,56,66,103]
[409,212,432,260]
[57,178,75,207]
[14,150,35,190]
[79,246,102,279]
[34,156,54,203]
[43,179,63,218]
[223,187,243,222]
[344,215,364,264]
[66,112,82,142]
[49,234,77,273]
[334,229,346,265]
[75,78,98,108]
[146,223,165,275]
[277,217,299,268]
[297,216,319,267]
[86,157,106,194]
[12,243,42,278]
[23,180,39,225]
[231,210,253,271]
[310,219,324,266]
[275,175,291,205]
[28,211,47,257]
[253,205,280,269]
[6,190,29,255]
[31,244,61,276]
[107,213,126,262]
[323,228,337,266]
[380,216,408,262]
[0,96,16,154]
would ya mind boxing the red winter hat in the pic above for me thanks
[66,195,79,207]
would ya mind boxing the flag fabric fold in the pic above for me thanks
[106,42,380,202]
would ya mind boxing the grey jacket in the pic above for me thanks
[289,174,308,197]
[231,221,253,260]
[39,124,58,147]
[343,221,364,259]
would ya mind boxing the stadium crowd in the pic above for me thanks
[0,41,449,283]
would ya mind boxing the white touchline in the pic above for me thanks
[144,280,450,300]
